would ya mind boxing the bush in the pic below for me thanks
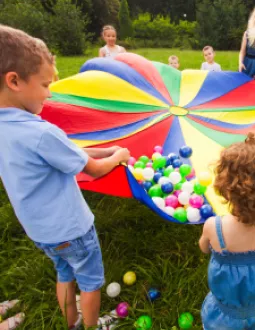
[48,0,89,55]
[119,0,133,39]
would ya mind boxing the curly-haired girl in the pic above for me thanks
[199,132,255,330]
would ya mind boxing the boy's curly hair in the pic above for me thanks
[214,132,255,225]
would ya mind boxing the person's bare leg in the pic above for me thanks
[80,289,101,329]
[56,281,78,328]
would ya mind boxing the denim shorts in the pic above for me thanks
[34,225,105,292]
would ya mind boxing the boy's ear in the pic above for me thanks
[5,72,23,91]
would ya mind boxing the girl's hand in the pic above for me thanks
[239,63,246,72]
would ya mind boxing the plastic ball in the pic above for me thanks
[139,155,150,165]
[147,288,161,302]
[158,177,171,186]
[186,168,195,179]
[173,207,187,223]
[178,191,191,205]
[133,168,144,181]
[165,195,179,208]
[148,184,163,197]
[128,165,134,173]
[161,182,174,194]
[153,156,167,170]
[178,312,194,329]
[169,171,182,184]
[135,315,152,329]
[187,207,201,223]
[168,153,179,162]
[200,204,214,219]
[153,145,163,154]
[128,157,136,166]
[181,181,194,194]
[198,171,212,186]
[142,168,155,181]
[179,164,191,177]
[173,190,182,198]
[179,146,193,158]
[164,166,174,177]
[174,182,183,191]
[123,271,136,285]
[152,197,165,210]
[146,162,153,168]
[106,282,121,298]
[166,157,172,167]
[172,159,183,168]
[134,161,146,169]
[142,181,153,191]
[164,206,175,216]
[152,152,161,161]
[189,194,204,208]
[116,302,129,318]
[193,182,207,195]
[153,172,163,183]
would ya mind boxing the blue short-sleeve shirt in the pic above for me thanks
[0,108,94,243]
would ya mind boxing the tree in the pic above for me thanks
[119,0,133,39]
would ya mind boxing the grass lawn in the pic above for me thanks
[0,48,239,329]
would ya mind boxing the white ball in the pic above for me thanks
[178,191,191,205]
[164,206,175,216]
[106,282,121,298]
[152,197,165,210]
[181,181,194,194]
[187,207,201,223]
[128,165,134,173]
[158,177,171,186]
[169,171,182,184]
[142,167,154,181]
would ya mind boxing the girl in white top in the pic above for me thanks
[99,25,126,59]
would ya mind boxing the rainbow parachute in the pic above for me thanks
[41,53,255,224]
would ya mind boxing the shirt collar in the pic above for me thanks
[0,107,44,122]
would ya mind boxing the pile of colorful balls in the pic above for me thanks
[127,146,214,223]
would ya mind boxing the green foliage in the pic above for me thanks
[0,0,47,39]
[132,14,197,49]
[48,0,89,55]
[119,0,133,39]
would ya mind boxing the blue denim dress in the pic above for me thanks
[202,216,255,330]
[243,31,255,78]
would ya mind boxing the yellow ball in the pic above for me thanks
[198,171,212,187]
[123,271,137,286]
[152,152,161,161]
[133,168,144,181]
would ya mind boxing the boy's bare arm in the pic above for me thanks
[82,148,130,178]
[83,146,121,159]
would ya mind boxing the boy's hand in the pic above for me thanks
[107,146,122,156]
[239,63,246,72]
[115,148,130,164]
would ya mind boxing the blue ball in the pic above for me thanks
[161,182,174,194]
[172,159,183,168]
[168,153,179,162]
[179,146,193,158]
[153,172,163,183]
[142,181,153,191]
[166,158,172,167]
[148,288,161,302]
[200,204,214,219]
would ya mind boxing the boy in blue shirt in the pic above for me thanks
[0,25,130,330]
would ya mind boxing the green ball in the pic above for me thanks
[193,182,207,195]
[174,182,183,191]
[148,184,163,197]
[178,312,194,329]
[134,161,146,169]
[179,164,191,177]
[164,166,174,177]
[173,207,187,223]
[139,155,150,165]
[135,315,152,329]
[153,156,167,170]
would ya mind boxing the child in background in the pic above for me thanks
[0,25,130,330]
[168,55,180,69]
[239,8,255,78]
[199,132,255,330]
[99,25,126,58]
[201,46,221,72]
